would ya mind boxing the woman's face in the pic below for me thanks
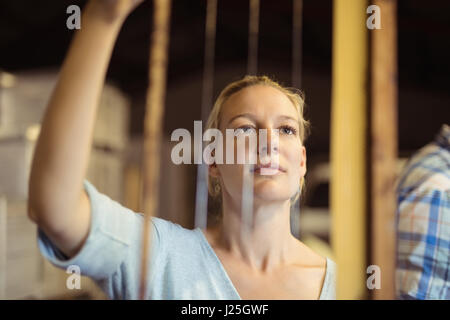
[210,85,306,206]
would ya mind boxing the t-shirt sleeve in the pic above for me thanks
[37,180,162,283]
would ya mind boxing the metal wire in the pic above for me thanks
[194,0,218,230]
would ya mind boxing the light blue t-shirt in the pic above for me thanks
[37,180,336,300]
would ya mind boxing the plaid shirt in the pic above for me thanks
[396,124,450,299]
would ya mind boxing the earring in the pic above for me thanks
[214,183,221,195]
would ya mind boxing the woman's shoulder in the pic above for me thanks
[293,239,328,269]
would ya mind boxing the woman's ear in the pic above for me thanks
[300,146,307,176]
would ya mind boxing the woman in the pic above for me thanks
[28,0,336,299]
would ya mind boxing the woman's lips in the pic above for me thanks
[251,164,285,175]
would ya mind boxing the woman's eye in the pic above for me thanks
[280,126,297,135]
[235,126,256,136]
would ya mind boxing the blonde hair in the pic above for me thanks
[205,75,310,214]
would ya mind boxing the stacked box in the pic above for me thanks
[0,71,130,152]
[0,70,129,299]
[0,136,35,200]
[0,72,54,133]
[0,196,6,299]
[3,200,42,299]
[2,199,106,300]
[0,70,130,203]
[0,135,125,204]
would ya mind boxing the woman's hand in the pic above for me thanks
[87,0,145,23]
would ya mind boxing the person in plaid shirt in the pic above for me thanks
[396,124,450,299]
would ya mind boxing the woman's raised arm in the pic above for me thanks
[28,0,143,258]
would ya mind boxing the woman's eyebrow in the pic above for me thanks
[277,115,298,123]
[226,113,256,126]
[226,114,298,126]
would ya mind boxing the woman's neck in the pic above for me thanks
[212,191,299,274]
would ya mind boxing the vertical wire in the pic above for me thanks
[291,0,304,239]
[139,0,172,300]
[290,186,301,240]
[242,0,260,238]
[241,163,254,240]
[247,0,260,75]
[194,0,218,230]
[292,0,303,88]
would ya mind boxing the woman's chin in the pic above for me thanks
[252,182,291,203]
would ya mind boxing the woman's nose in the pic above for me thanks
[257,129,279,155]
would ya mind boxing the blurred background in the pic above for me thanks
[0,0,449,299]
